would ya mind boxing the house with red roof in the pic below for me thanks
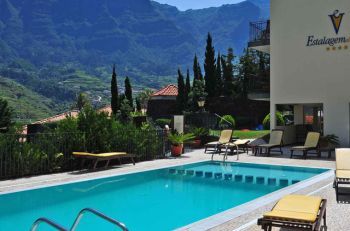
[147,84,178,119]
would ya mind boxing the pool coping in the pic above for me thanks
[0,159,331,195]
[176,169,333,231]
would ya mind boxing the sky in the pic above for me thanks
[153,0,245,11]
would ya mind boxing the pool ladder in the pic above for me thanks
[31,208,128,231]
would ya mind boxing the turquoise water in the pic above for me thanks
[0,161,328,231]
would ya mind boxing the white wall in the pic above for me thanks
[271,0,350,146]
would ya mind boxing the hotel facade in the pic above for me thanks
[249,0,350,146]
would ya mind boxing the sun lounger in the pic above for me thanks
[73,152,136,169]
[222,139,252,159]
[205,129,233,154]
[257,194,327,231]
[257,129,284,156]
[334,148,350,201]
[290,132,320,159]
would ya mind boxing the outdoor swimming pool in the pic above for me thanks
[0,161,329,230]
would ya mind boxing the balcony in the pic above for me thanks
[248,20,270,53]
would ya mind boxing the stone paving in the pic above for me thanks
[0,148,348,231]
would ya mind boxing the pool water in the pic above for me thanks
[0,161,328,230]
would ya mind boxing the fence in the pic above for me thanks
[0,129,169,179]
[184,113,220,131]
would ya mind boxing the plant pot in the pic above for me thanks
[171,144,183,157]
[192,139,201,148]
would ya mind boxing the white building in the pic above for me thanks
[249,0,350,146]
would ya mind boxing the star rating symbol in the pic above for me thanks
[326,45,349,51]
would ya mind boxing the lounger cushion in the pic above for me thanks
[205,141,220,145]
[291,145,314,150]
[233,139,251,145]
[263,195,322,222]
[258,143,279,148]
[224,139,250,147]
[73,152,127,157]
[336,149,350,170]
[336,170,350,179]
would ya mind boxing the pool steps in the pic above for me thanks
[168,169,301,186]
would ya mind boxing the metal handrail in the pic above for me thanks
[70,208,128,231]
[31,217,68,231]
[223,143,239,161]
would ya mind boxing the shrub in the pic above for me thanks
[190,127,209,138]
[219,115,235,129]
[262,111,285,129]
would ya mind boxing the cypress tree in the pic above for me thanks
[111,64,119,116]
[176,69,186,113]
[185,69,191,103]
[193,54,200,80]
[215,52,223,96]
[204,33,216,97]
[124,76,133,108]
[0,98,12,130]
[198,64,203,81]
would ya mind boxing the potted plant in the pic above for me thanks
[319,134,340,148]
[168,132,195,156]
[191,127,209,148]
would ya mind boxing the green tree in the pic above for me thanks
[111,64,119,116]
[0,98,12,130]
[124,76,133,109]
[222,48,235,96]
[215,52,223,96]
[185,69,191,105]
[176,69,186,113]
[120,97,133,123]
[74,92,90,111]
[238,49,256,99]
[137,89,153,112]
[204,33,216,97]
[135,97,142,112]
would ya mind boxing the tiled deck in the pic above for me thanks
[0,148,348,231]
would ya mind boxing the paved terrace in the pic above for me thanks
[0,148,348,231]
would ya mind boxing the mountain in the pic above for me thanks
[0,0,269,120]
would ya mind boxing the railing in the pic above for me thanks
[0,130,169,179]
[31,218,67,231]
[248,20,270,47]
[247,72,270,94]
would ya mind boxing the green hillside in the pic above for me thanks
[0,77,57,122]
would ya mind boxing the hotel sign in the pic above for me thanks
[306,10,350,49]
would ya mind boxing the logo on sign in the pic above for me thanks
[329,10,345,34]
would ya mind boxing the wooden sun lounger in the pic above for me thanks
[73,152,136,169]
[257,129,284,156]
[257,195,327,231]
[334,148,350,202]
[290,132,321,159]
[205,129,233,154]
